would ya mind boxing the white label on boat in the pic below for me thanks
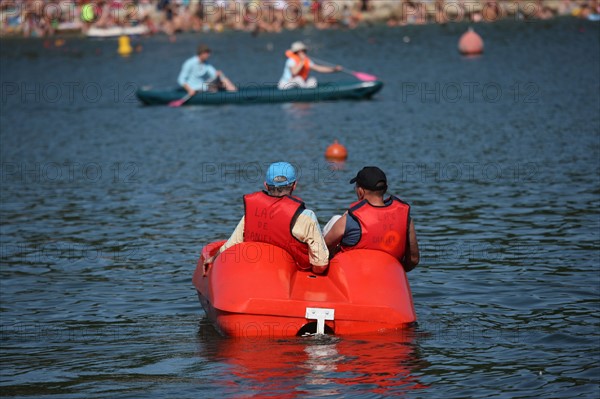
[305,307,335,335]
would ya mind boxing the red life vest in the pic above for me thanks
[341,196,410,260]
[285,50,311,81]
[243,191,311,270]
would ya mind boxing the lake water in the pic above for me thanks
[1,17,599,398]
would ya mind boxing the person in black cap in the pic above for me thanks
[324,166,419,272]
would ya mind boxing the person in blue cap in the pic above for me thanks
[205,162,329,274]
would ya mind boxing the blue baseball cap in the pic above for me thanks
[265,162,297,187]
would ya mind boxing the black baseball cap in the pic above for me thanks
[349,166,388,191]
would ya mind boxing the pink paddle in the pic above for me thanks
[169,93,193,107]
[351,71,378,82]
[311,56,378,82]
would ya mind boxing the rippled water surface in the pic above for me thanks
[1,18,599,398]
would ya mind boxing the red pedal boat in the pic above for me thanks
[192,241,417,338]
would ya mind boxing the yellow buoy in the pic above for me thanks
[118,35,133,56]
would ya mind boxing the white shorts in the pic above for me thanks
[278,76,317,90]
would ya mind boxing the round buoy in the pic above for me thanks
[118,35,133,56]
[81,4,95,23]
[458,27,484,55]
[325,140,348,161]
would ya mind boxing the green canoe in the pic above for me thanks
[136,81,383,106]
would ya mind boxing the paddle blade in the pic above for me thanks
[168,94,192,107]
[168,99,185,107]
[353,72,377,82]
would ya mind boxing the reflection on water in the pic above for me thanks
[198,321,428,398]
[281,102,315,119]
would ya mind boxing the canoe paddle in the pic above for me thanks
[169,93,193,107]
[347,70,378,82]
[311,57,378,82]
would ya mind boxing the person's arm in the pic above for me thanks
[204,216,245,266]
[403,219,420,272]
[178,58,196,96]
[217,72,237,91]
[212,65,237,91]
[310,63,342,74]
[290,57,304,77]
[292,210,330,274]
[324,213,347,254]
[182,83,196,96]
[205,64,218,82]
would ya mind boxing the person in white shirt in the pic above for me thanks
[278,41,341,89]
[178,44,237,95]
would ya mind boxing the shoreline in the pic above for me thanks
[1,0,597,39]
[0,15,596,44]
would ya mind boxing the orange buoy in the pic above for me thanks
[458,27,484,55]
[325,140,348,161]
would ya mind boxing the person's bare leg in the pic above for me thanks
[220,74,237,91]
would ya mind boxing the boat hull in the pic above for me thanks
[86,25,149,38]
[193,241,416,338]
[137,81,383,106]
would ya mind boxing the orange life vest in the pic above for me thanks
[243,191,311,270]
[341,196,410,260]
[285,50,311,81]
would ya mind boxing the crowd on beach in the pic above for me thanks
[1,0,599,38]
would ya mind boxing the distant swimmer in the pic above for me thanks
[278,41,342,89]
[178,44,237,95]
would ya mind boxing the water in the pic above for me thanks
[1,18,599,398]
